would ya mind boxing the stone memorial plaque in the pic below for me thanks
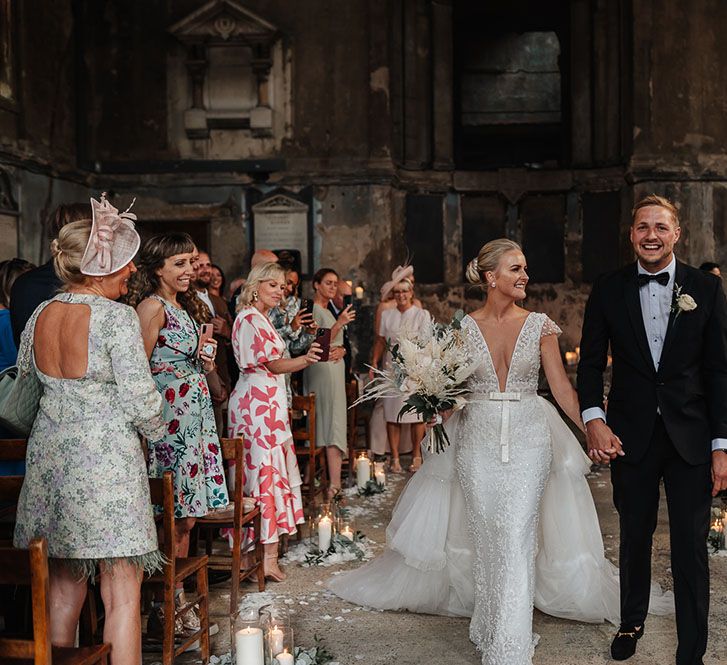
[252,194,310,272]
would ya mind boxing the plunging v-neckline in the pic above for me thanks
[468,312,533,393]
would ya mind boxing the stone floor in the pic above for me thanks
[152,456,727,665]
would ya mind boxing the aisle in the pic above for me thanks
[159,461,727,665]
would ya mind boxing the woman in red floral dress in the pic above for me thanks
[228,261,321,581]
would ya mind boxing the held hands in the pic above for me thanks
[337,305,356,326]
[199,338,218,373]
[711,451,727,497]
[585,419,625,463]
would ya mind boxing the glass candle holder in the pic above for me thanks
[355,451,372,489]
[373,461,386,487]
[269,626,294,664]
[338,519,355,542]
[231,608,264,665]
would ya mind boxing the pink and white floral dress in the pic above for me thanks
[228,306,304,544]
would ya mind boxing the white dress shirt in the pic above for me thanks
[582,257,727,451]
[196,289,216,317]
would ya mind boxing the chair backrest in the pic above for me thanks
[148,471,175,566]
[0,476,23,503]
[0,538,52,665]
[291,393,316,443]
[0,439,27,461]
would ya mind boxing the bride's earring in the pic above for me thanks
[490,282,496,288]
[252,290,259,302]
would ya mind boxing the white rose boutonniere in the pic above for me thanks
[671,284,697,320]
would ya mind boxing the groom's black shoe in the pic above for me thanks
[611,625,644,660]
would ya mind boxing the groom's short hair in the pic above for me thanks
[632,194,680,227]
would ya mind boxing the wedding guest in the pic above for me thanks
[0,258,35,371]
[210,264,225,298]
[328,279,354,381]
[228,261,321,580]
[370,277,429,472]
[368,265,422,461]
[699,261,721,277]
[127,233,229,635]
[303,268,356,497]
[10,202,89,346]
[14,195,165,665]
[193,250,233,430]
[228,248,280,317]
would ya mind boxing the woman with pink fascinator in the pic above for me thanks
[369,265,429,472]
[13,194,166,665]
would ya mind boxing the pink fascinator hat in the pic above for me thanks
[80,193,141,276]
[380,264,415,301]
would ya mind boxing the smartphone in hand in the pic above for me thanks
[301,298,315,318]
[197,323,215,358]
[315,327,332,362]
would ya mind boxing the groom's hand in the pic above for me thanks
[711,451,727,496]
[585,419,624,463]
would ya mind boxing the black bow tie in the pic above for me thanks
[637,272,670,287]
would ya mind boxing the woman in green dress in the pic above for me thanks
[303,268,356,497]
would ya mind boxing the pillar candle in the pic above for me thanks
[340,526,354,541]
[375,470,386,487]
[356,456,371,489]
[269,625,284,655]
[276,650,294,665]
[235,626,263,665]
[318,515,332,551]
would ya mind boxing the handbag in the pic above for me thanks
[0,364,42,436]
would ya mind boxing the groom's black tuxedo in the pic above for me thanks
[578,260,727,665]
[578,260,727,464]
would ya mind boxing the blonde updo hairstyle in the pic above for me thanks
[51,219,93,289]
[238,261,286,311]
[466,238,523,288]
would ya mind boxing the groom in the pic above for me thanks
[577,194,727,665]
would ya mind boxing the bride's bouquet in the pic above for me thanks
[360,310,477,453]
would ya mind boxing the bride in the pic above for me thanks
[329,239,672,664]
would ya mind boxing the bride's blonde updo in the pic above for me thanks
[466,238,523,286]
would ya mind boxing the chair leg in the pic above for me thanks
[197,567,210,664]
[309,450,317,508]
[230,524,242,616]
[163,578,175,665]
[254,512,265,592]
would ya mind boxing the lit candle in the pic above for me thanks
[340,526,354,541]
[269,625,284,655]
[575,346,581,359]
[354,286,365,300]
[276,650,294,665]
[235,626,263,665]
[318,515,332,551]
[375,470,386,487]
[356,455,371,489]
[564,351,577,366]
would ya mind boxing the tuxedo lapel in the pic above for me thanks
[624,265,657,373]
[658,260,689,371]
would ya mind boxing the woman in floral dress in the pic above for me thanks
[127,232,229,633]
[228,261,321,581]
[14,197,165,665]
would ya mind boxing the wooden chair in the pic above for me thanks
[291,393,328,508]
[143,471,210,665]
[0,537,111,665]
[192,437,265,615]
[0,439,26,539]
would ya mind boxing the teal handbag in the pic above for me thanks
[0,364,42,436]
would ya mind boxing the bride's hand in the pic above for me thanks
[426,409,453,429]
[585,419,624,463]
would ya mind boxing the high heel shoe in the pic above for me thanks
[409,457,423,472]
[263,554,287,582]
[390,458,403,473]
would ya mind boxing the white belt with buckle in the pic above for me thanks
[487,391,521,463]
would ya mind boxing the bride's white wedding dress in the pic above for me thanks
[329,313,673,665]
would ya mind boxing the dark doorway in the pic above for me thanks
[453,1,570,170]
